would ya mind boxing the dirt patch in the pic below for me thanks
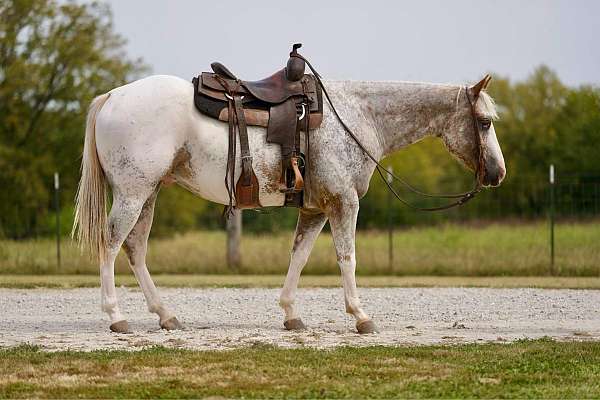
[1,287,599,351]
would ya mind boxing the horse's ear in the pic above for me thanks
[470,74,492,97]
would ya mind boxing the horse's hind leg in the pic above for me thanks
[101,191,150,333]
[123,186,181,330]
[279,210,327,330]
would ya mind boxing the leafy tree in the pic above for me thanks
[0,0,147,238]
[553,86,600,175]
[1,0,598,239]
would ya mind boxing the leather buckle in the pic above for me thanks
[298,103,306,121]
[225,93,244,100]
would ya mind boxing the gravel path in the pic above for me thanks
[1,287,599,351]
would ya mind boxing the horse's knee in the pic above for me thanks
[338,253,355,266]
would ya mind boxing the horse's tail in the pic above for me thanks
[72,93,111,263]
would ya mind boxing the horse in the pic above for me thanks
[73,74,505,334]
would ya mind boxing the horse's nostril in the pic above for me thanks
[483,171,503,187]
[485,164,506,187]
[499,166,506,182]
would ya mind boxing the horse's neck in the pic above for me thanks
[335,80,461,158]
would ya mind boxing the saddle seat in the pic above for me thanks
[211,63,305,104]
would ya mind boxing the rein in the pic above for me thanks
[291,52,485,211]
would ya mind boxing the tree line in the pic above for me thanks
[1,0,599,239]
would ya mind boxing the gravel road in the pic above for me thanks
[1,287,599,351]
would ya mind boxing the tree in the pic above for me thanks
[0,0,147,238]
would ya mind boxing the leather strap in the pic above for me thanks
[223,98,237,213]
[233,95,252,186]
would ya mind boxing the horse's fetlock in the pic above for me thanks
[147,302,164,314]
[345,298,362,314]
[279,296,294,308]
[101,296,119,313]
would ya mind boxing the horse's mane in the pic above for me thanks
[326,79,500,120]
[477,91,499,120]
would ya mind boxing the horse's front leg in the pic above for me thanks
[279,210,327,330]
[328,196,378,334]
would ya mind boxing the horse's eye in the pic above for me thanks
[479,119,491,130]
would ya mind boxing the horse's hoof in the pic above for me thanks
[356,319,379,334]
[109,320,131,334]
[160,317,182,331]
[284,318,306,331]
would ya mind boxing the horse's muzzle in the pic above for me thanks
[482,164,506,187]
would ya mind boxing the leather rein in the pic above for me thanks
[290,52,486,211]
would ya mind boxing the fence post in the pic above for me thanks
[549,165,555,275]
[226,209,242,271]
[54,172,61,270]
[387,167,394,272]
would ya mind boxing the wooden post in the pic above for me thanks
[226,209,242,270]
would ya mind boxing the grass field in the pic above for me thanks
[3,274,600,289]
[1,222,599,276]
[1,340,599,398]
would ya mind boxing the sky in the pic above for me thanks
[101,0,599,87]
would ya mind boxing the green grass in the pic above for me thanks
[2,274,600,289]
[1,340,599,398]
[1,222,599,276]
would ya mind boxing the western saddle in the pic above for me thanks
[192,43,323,210]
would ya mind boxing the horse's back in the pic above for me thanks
[100,75,194,132]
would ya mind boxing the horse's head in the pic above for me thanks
[441,75,506,187]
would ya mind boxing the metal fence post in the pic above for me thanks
[549,165,555,275]
[54,172,61,270]
[387,167,394,272]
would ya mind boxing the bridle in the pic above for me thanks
[291,52,487,211]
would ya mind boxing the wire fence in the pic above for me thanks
[1,169,598,276]
[363,171,600,227]
[459,173,600,221]
[4,171,600,237]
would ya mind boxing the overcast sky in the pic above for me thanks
[102,0,599,86]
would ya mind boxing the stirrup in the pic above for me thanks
[291,157,304,191]
[278,157,304,193]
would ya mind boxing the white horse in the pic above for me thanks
[73,74,505,334]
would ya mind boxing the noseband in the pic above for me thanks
[291,52,486,211]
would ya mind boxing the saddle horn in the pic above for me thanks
[286,43,305,81]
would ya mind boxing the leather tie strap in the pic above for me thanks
[225,98,237,210]
[214,74,261,211]
[233,95,252,186]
